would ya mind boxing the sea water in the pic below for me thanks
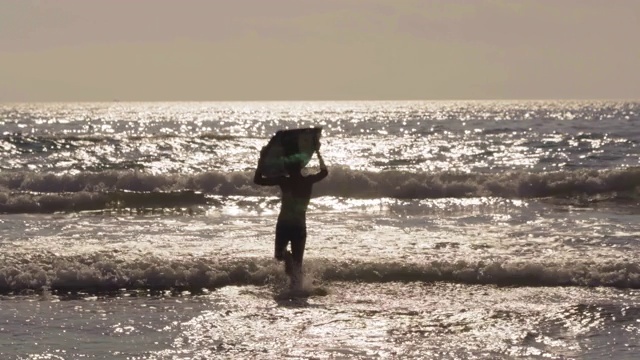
[1,101,639,359]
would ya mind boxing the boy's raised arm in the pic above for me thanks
[309,150,328,183]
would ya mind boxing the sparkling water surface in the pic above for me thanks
[1,101,639,359]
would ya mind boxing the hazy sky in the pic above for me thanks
[1,0,639,101]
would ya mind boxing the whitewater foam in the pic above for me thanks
[1,253,639,294]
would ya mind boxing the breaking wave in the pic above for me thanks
[1,254,639,294]
[0,167,638,213]
[0,190,207,214]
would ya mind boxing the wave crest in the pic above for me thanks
[1,254,639,294]
[0,167,638,213]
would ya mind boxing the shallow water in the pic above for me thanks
[2,283,639,359]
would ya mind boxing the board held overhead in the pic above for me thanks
[257,127,322,178]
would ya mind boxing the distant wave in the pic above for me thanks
[0,190,207,214]
[314,166,640,200]
[1,254,639,294]
[0,133,242,154]
[1,167,638,212]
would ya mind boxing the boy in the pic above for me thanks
[254,144,328,286]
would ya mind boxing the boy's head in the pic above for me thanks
[284,158,303,175]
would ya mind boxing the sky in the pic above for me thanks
[0,0,639,101]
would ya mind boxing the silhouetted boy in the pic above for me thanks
[254,144,328,287]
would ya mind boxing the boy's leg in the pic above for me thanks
[283,250,294,277]
[274,223,288,261]
[289,226,307,288]
[290,235,306,268]
[275,223,294,276]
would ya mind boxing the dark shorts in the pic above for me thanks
[275,221,307,264]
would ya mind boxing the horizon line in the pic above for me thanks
[2,98,639,104]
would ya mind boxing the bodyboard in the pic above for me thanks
[258,127,322,178]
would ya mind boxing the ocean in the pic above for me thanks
[1,101,639,359]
